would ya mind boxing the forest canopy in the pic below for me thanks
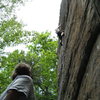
[0,0,58,100]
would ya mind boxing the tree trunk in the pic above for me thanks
[57,0,100,100]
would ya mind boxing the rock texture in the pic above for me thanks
[57,0,100,100]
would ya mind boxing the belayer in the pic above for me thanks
[0,63,35,100]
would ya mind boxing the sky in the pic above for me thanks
[16,0,62,35]
[5,0,62,52]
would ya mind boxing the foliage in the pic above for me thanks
[0,17,31,57]
[27,32,58,100]
[0,0,58,100]
[0,0,30,55]
[0,18,23,48]
[0,50,26,92]
[0,32,58,100]
[0,0,26,21]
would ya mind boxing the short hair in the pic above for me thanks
[11,63,32,80]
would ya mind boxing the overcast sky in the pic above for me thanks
[16,0,62,34]
[5,0,62,52]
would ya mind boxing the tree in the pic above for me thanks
[0,50,26,93]
[0,0,26,21]
[27,32,58,100]
[0,0,30,55]
[0,1,58,99]
[57,0,100,100]
[0,32,58,100]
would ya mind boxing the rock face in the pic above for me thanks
[57,0,100,100]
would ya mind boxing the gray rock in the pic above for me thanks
[57,0,100,100]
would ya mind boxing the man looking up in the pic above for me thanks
[0,63,35,100]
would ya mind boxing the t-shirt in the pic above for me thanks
[0,75,35,100]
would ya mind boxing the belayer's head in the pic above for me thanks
[11,63,32,80]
